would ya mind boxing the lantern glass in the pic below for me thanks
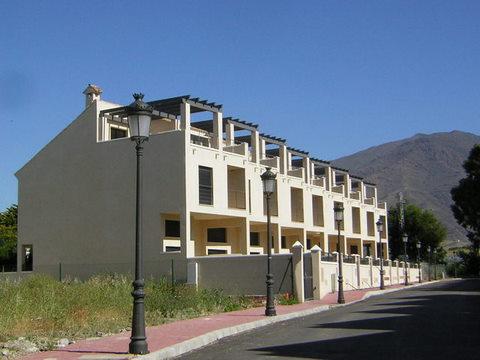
[416,242,421,249]
[334,204,344,222]
[263,178,276,195]
[128,114,151,138]
[261,168,276,196]
[376,219,384,233]
[403,234,408,243]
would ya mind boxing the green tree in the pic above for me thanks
[451,144,480,252]
[388,203,447,262]
[0,204,17,271]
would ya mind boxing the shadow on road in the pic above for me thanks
[252,279,480,360]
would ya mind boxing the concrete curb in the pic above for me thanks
[136,280,446,359]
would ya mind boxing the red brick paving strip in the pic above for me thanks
[19,285,406,360]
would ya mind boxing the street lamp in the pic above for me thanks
[433,248,438,280]
[376,218,385,290]
[261,167,277,317]
[334,203,345,304]
[427,246,432,281]
[402,233,409,286]
[126,93,153,355]
[416,242,422,283]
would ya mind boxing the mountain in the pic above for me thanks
[333,130,480,248]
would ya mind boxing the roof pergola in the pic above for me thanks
[99,95,222,120]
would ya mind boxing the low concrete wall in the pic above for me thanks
[343,263,357,291]
[359,264,371,289]
[320,261,337,296]
[33,252,188,281]
[191,253,293,296]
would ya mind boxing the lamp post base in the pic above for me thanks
[129,341,149,355]
[265,273,277,316]
[337,276,345,304]
[379,269,385,290]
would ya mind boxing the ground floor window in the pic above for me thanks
[22,245,33,272]
[165,246,181,252]
[350,245,359,254]
[165,220,180,238]
[207,249,227,255]
[306,238,312,249]
[363,244,371,257]
[207,228,226,243]
[250,232,260,246]
[281,236,287,249]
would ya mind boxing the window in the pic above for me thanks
[281,236,287,249]
[306,238,312,250]
[110,127,127,139]
[165,246,181,252]
[165,220,180,238]
[22,245,33,272]
[199,166,213,205]
[350,245,359,255]
[208,249,227,255]
[250,232,260,246]
[363,244,371,257]
[207,228,226,243]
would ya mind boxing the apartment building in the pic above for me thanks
[15,85,388,277]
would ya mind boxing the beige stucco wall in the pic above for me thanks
[16,100,186,277]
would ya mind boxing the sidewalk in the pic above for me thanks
[20,283,422,360]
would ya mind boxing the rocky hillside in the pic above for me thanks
[333,130,480,248]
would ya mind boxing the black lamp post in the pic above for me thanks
[376,218,385,290]
[402,233,409,286]
[416,242,422,283]
[261,167,277,317]
[334,203,345,304]
[433,248,438,280]
[428,246,432,281]
[126,93,153,355]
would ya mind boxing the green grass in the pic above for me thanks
[0,274,254,346]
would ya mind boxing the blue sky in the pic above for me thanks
[1,1,479,210]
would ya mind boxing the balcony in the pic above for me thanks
[311,176,325,188]
[332,185,344,194]
[260,155,280,169]
[224,142,248,156]
[350,191,360,200]
[190,127,213,147]
[228,189,246,209]
[364,197,375,205]
[228,166,246,210]
[378,202,386,210]
[287,167,304,179]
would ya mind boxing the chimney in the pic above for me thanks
[82,84,102,108]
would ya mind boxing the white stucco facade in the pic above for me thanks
[15,86,389,277]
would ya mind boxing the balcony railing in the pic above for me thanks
[378,202,386,209]
[287,167,304,179]
[260,156,279,169]
[224,143,248,156]
[332,185,344,194]
[350,191,360,200]
[311,176,325,187]
[364,197,375,205]
[190,127,214,147]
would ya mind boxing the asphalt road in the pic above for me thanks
[179,279,480,360]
